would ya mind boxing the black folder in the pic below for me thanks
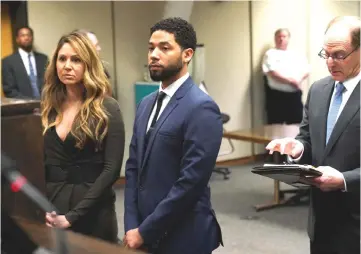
[252,164,323,188]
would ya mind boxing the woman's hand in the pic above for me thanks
[45,211,57,227]
[45,211,71,229]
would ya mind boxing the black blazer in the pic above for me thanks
[2,50,48,99]
[296,76,360,254]
[44,97,125,242]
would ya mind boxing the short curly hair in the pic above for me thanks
[16,26,34,37]
[150,17,197,51]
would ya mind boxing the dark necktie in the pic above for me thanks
[150,91,166,129]
[144,91,166,152]
[326,82,345,144]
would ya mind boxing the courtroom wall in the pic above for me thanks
[191,2,253,160]
[112,1,165,176]
[27,1,360,168]
[28,1,115,85]
[250,0,360,154]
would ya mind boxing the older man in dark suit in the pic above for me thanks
[2,26,48,99]
[266,16,360,254]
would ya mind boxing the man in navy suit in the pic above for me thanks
[2,26,48,99]
[123,17,223,254]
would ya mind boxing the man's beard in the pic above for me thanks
[20,44,33,52]
[149,58,183,82]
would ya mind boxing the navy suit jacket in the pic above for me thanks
[124,77,223,253]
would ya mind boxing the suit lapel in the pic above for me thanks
[140,77,193,170]
[140,96,179,170]
[15,51,30,81]
[323,82,360,159]
[138,92,158,167]
[318,78,335,152]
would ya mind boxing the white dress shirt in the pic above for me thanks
[18,48,37,76]
[146,73,190,132]
[331,71,361,121]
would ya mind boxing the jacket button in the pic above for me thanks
[139,185,144,191]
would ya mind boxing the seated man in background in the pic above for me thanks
[263,28,310,124]
[2,26,48,99]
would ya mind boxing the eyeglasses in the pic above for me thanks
[318,46,359,61]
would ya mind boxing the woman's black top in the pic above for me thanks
[44,97,125,238]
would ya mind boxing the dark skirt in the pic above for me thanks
[46,180,118,243]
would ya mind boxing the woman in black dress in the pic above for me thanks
[41,31,125,243]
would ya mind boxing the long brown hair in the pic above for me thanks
[41,31,112,149]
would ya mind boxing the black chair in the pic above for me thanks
[198,81,234,180]
[212,113,234,180]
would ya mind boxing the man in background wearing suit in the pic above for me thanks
[2,26,48,99]
[266,16,360,254]
[123,17,223,254]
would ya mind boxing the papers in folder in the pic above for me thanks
[252,164,322,188]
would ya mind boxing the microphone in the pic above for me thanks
[1,152,69,254]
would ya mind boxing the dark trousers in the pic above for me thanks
[265,87,303,124]
[311,241,337,254]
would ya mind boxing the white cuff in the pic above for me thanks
[33,247,52,254]
[342,174,347,192]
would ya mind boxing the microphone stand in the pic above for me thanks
[20,179,69,254]
[2,153,69,254]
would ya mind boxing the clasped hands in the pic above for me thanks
[45,211,71,229]
[289,78,301,89]
[266,138,345,191]
[122,228,144,249]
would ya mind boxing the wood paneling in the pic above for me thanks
[1,3,13,97]
[1,99,45,223]
[1,3,13,58]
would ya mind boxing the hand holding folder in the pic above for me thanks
[252,163,323,188]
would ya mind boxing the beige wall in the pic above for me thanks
[113,1,165,176]
[191,2,253,160]
[28,1,115,80]
[250,0,360,154]
[250,0,309,154]
[28,1,360,171]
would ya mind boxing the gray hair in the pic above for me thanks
[274,28,290,37]
[71,29,96,37]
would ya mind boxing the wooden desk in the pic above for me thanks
[13,216,145,254]
[223,124,301,211]
[1,98,46,222]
